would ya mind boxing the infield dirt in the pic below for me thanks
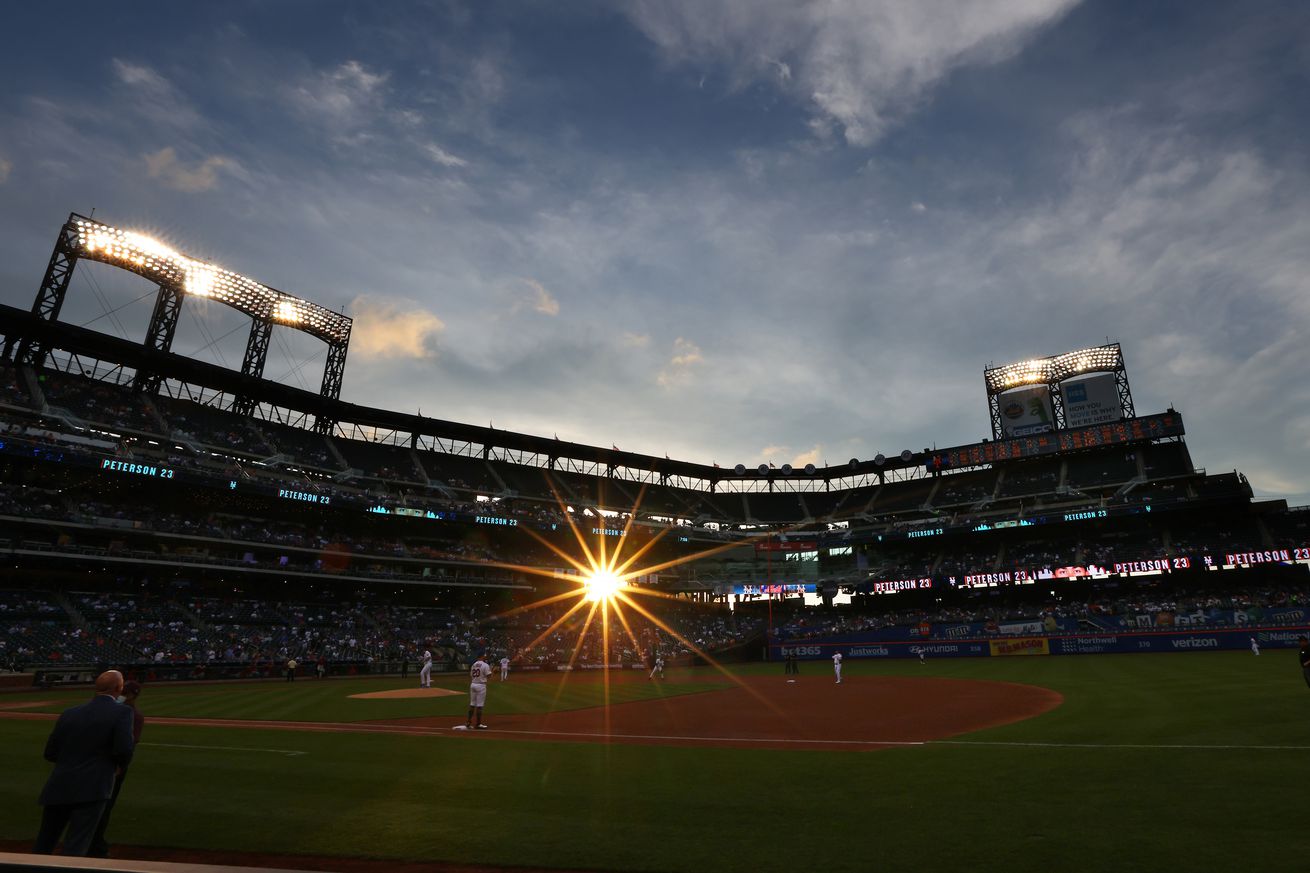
[369,672,1063,749]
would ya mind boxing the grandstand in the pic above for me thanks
[1,213,1307,676]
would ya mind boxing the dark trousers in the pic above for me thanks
[88,772,127,857]
[33,800,108,856]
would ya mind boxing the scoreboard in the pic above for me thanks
[925,412,1184,471]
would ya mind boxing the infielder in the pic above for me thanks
[832,651,843,684]
[419,650,432,688]
[649,655,665,680]
[467,653,492,729]
[499,656,510,681]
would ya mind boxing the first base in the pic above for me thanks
[452,725,469,731]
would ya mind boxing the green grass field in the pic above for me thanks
[2,653,1307,873]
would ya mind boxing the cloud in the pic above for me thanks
[288,60,389,129]
[143,147,232,192]
[627,0,1080,145]
[657,337,704,386]
[0,156,11,184]
[512,279,560,316]
[348,296,445,360]
[755,444,822,467]
[113,59,170,90]
[790,445,822,467]
[621,332,651,348]
[423,142,468,168]
[109,58,203,131]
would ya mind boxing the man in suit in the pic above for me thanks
[33,670,136,856]
[88,680,145,858]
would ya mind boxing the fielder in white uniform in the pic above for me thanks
[499,656,510,680]
[467,654,492,729]
[832,652,843,684]
[649,656,665,680]
[1250,636,1261,656]
[419,650,432,687]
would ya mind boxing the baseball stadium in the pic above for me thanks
[0,211,1307,873]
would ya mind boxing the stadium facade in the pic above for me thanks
[1,213,1306,677]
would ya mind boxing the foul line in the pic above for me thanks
[468,727,925,746]
[929,740,1310,751]
[138,741,306,757]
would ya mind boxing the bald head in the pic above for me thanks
[94,670,124,696]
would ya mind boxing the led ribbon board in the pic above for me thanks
[68,216,351,345]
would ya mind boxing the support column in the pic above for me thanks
[134,284,186,393]
[313,338,349,433]
[234,317,273,415]
[17,217,80,368]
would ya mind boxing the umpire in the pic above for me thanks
[33,669,136,856]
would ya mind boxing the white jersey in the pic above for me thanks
[832,653,843,667]
[500,658,509,669]
[470,659,492,686]
[422,651,432,664]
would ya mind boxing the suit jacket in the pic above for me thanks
[38,695,135,806]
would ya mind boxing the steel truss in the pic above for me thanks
[134,284,186,393]
[16,213,354,410]
[14,218,80,368]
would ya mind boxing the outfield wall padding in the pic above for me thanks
[771,625,1309,660]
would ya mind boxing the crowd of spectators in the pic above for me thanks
[0,585,753,672]
[770,579,1309,643]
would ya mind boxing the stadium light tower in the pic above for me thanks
[983,343,1135,439]
[15,213,352,428]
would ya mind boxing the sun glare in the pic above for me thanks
[584,570,624,602]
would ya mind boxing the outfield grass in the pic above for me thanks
[2,653,1307,873]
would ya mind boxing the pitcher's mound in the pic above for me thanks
[350,688,460,700]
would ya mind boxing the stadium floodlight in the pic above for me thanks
[984,343,1126,394]
[69,217,351,345]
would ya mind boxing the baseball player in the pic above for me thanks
[649,655,665,680]
[467,653,492,729]
[499,655,510,681]
[1250,636,1260,656]
[419,650,432,688]
[832,651,843,684]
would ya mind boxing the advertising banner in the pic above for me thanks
[755,540,819,552]
[989,637,1050,656]
[1049,627,1309,655]
[1062,373,1122,429]
[998,386,1055,437]
[771,625,1310,661]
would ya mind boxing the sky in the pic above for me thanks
[0,1,1308,504]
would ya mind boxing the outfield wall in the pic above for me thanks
[771,625,1309,660]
